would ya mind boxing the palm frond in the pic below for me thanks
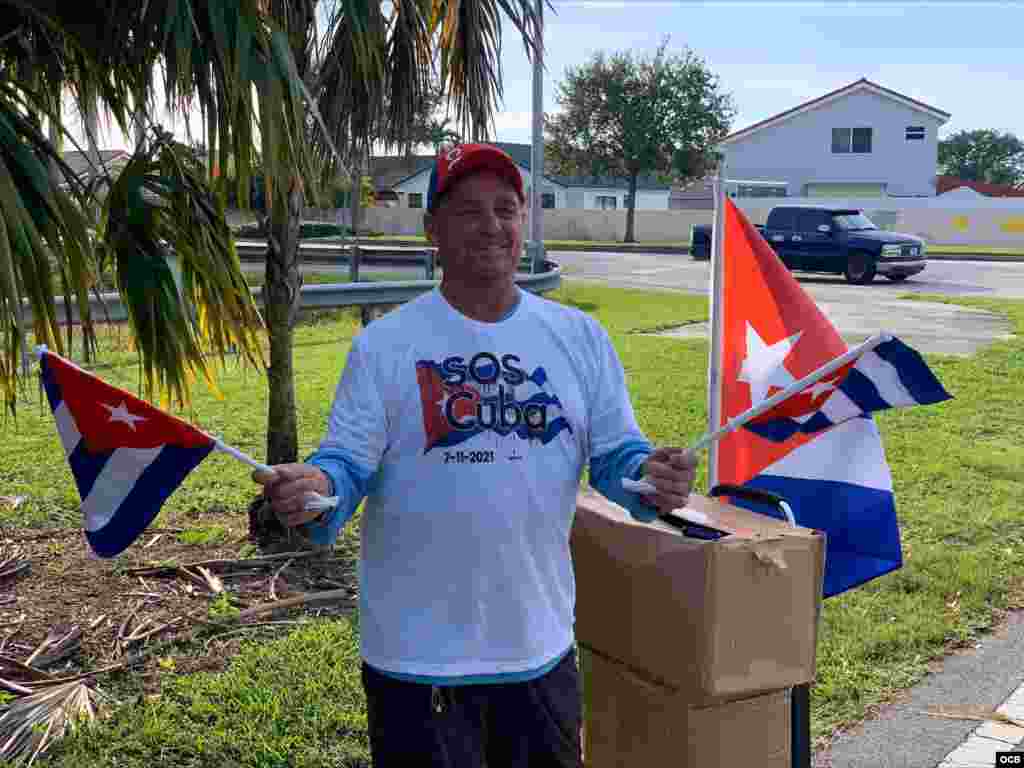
[432,0,544,141]
[0,0,327,410]
[311,0,389,177]
[99,128,265,408]
[0,679,109,765]
[0,81,100,411]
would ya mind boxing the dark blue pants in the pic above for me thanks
[361,649,582,767]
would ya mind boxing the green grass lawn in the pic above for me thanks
[242,271,416,287]
[8,282,1023,765]
[927,244,1024,257]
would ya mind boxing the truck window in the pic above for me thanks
[766,208,796,231]
[796,210,832,232]
[832,212,878,231]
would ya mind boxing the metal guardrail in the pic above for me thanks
[36,261,562,325]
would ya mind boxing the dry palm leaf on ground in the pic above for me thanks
[0,680,111,766]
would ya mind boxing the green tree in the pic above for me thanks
[939,129,1024,188]
[545,40,734,242]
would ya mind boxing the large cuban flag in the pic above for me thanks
[39,349,215,558]
[712,199,952,597]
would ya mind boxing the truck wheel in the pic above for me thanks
[844,252,877,285]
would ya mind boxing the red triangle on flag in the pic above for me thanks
[715,199,849,486]
[47,353,213,453]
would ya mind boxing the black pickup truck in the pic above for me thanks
[690,205,927,284]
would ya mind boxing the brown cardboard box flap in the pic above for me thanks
[572,489,824,704]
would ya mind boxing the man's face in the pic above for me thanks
[425,171,525,285]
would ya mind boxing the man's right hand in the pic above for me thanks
[252,463,331,528]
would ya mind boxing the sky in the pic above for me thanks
[76,0,1023,152]
[491,0,1024,145]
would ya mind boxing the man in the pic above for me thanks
[255,143,698,767]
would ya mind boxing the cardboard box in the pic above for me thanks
[583,649,791,768]
[572,489,824,705]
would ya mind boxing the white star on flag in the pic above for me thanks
[102,401,147,430]
[737,322,803,407]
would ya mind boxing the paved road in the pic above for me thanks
[551,251,1022,356]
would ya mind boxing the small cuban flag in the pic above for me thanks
[741,335,952,444]
[38,348,215,558]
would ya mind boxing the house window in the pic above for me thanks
[832,127,873,154]
[541,192,556,209]
[595,195,617,210]
[906,126,926,141]
[408,193,423,209]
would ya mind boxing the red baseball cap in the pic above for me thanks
[426,143,525,211]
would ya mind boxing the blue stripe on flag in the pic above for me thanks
[873,338,952,405]
[743,410,838,443]
[39,357,62,412]
[85,443,214,558]
[838,368,890,413]
[68,441,112,500]
[734,474,902,598]
[802,412,836,433]
[744,418,802,442]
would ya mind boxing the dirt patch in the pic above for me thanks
[0,508,358,689]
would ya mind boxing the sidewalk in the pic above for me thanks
[814,610,1024,767]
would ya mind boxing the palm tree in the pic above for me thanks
[0,0,312,410]
[0,0,545,482]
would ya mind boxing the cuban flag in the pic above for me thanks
[39,349,215,558]
[743,335,951,443]
[711,200,952,597]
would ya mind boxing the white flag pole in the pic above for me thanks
[686,332,890,454]
[624,333,891,497]
[705,163,728,490]
[213,441,339,514]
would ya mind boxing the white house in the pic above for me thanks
[391,155,568,210]
[717,78,951,198]
[385,142,672,210]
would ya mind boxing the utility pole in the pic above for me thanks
[528,0,545,273]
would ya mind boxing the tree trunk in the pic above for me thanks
[263,177,303,466]
[350,162,362,237]
[624,171,639,243]
[248,176,305,550]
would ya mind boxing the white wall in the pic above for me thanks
[324,196,1024,246]
[575,187,670,210]
[722,88,945,198]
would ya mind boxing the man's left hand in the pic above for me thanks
[640,447,699,514]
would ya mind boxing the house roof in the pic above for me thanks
[719,78,951,146]
[62,149,130,179]
[374,142,537,190]
[369,155,435,190]
[375,142,670,193]
[936,174,1024,197]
